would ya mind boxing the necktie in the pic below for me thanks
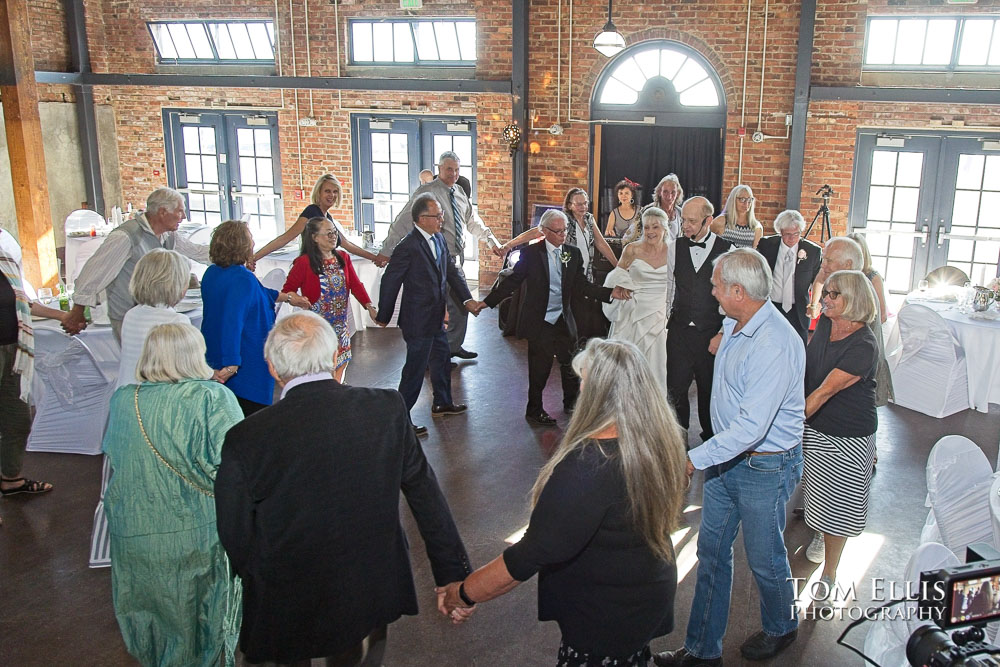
[781,248,795,312]
[689,239,707,249]
[450,188,464,249]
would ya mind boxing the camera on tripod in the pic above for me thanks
[816,184,835,200]
[908,544,1000,666]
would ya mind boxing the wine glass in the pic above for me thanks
[37,288,53,304]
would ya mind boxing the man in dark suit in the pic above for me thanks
[376,193,480,435]
[215,311,471,666]
[667,196,733,443]
[482,210,627,425]
[757,210,822,344]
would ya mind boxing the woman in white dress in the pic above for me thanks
[603,207,675,389]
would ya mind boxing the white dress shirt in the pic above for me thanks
[666,232,719,277]
[73,213,211,307]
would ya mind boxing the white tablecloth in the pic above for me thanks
[895,297,1000,413]
[27,309,204,455]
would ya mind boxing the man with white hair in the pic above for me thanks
[215,310,471,666]
[377,150,501,360]
[63,187,210,339]
[757,209,823,344]
[656,248,805,667]
[806,236,864,320]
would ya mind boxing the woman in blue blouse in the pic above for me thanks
[200,220,309,415]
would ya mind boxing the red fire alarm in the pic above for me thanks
[737,127,747,137]
[153,169,160,176]
[294,189,304,200]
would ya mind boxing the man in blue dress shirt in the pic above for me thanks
[655,248,805,667]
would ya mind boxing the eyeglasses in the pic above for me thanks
[570,200,590,207]
[736,196,755,204]
[821,289,841,300]
[419,213,445,220]
[543,226,568,235]
[320,231,338,239]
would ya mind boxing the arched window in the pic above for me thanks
[592,40,726,127]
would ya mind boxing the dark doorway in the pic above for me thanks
[597,124,723,222]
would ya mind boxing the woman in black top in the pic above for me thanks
[253,174,386,267]
[437,338,688,666]
[801,269,879,604]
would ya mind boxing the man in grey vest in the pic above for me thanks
[376,151,501,360]
[64,187,211,340]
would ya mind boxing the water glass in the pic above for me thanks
[37,288,53,304]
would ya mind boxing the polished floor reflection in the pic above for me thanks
[2,307,998,666]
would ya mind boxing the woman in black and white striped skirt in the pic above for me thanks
[801,270,879,605]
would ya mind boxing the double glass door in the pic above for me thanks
[850,131,1000,293]
[163,110,283,244]
[352,115,477,260]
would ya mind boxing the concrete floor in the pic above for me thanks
[2,306,999,666]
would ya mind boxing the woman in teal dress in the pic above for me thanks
[103,322,243,667]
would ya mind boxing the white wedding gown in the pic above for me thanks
[602,259,674,389]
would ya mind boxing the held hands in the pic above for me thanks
[611,286,634,301]
[284,293,311,309]
[365,304,379,321]
[805,302,821,319]
[435,582,477,625]
[374,253,390,268]
[61,309,88,335]
[490,245,505,258]
[465,300,487,316]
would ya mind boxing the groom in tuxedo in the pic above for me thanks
[667,196,733,443]
[757,210,822,344]
[483,210,628,425]
[376,194,480,436]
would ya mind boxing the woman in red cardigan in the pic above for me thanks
[282,217,378,382]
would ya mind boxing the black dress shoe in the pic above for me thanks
[432,403,468,416]
[450,362,458,370]
[652,648,722,667]
[451,348,478,359]
[739,629,797,661]
[525,411,557,425]
[413,425,428,436]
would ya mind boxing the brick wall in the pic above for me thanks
[22,0,1000,273]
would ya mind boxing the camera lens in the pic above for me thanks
[907,624,956,666]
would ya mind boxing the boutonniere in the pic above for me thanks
[559,251,572,266]
[796,249,807,264]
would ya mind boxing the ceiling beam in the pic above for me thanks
[35,71,513,94]
[811,86,1000,105]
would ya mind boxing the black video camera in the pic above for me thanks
[908,544,1000,666]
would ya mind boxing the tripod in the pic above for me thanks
[805,185,834,242]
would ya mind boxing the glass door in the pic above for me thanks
[165,110,283,245]
[932,139,1000,286]
[354,118,420,246]
[422,120,478,262]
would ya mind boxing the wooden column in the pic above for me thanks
[0,0,58,287]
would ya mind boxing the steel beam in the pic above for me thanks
[35,71,513,94]
[511,0,528,236]
[811,86,1000,104]
[64,0,104,215]
[786,0,815,212]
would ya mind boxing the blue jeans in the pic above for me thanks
[398,330,452,412]
[684,445,803,660]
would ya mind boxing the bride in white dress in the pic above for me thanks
[602,207,675,388]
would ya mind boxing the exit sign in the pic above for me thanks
[400,0,422,8]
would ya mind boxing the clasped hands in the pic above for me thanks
[465,300,487,316]
[435,582,477,625]
[611,286,633,301]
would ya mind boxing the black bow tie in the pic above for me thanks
[689,239,707,249]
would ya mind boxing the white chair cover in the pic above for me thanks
[26,330,116,455]
[891,304,970,417]
[990,475,1000,553]
[925,435,994,558]
[260,268,287,291]
[864,542,961,667]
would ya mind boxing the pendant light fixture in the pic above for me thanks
[593,0,626,57]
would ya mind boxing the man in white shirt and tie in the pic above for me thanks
[756,210,823,345]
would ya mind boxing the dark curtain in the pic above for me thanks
[598,125,723,221]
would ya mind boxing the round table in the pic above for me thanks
[899,296,1000,413]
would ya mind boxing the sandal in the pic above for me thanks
[0,477,53,496]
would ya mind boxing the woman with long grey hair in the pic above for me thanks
[436,338,688,666]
